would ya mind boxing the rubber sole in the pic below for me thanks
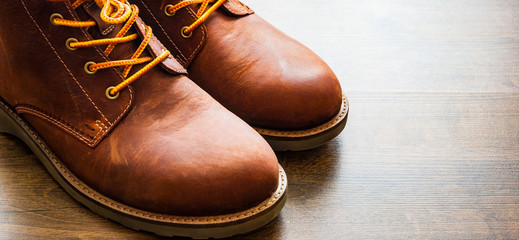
[0,100,287,239]
[255,95,349,151]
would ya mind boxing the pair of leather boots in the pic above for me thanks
[0,0,349,238]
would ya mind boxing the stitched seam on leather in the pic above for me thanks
[83,1,115,36]
[255,96,349,137]
[176,56,187,66]
[3,99,286,223]
[20,0,115,147]
[16,106,96,146]
[20,0,111,128]
[185,7,206,64]
[77,2,116,63]
[139,0,187,62]
[64,3,134,136]
[92,120,106,141]
[87,0,117,38]
[14,104,93,137]
[102,25,116,35]
[64,3,135,130]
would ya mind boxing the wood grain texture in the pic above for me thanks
[1,0,519,239]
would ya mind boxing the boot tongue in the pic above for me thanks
[76,1,186,74]
[83,1,120,38]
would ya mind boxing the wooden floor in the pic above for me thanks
[1,0,519,239]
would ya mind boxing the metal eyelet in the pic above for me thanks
[105,86,120,100]
[181,26,193,39]
[50,13,63,26]
[65,38,78,51]
[84,61,97,75]
[164,4,176,16]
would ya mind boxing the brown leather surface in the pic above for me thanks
[0,0,279,216]
[221,0,254,15]
[80,2,187,75]
[0,0,134,146]
[136,0,207,66]
[131,0,343,130]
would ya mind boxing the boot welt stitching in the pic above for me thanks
[14,0,284,223]
[254,95,349,137]
[2,100,286,224]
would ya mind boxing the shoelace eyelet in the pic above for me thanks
[105,86,120,100]
[50,13,63,26]
[66,38,79,51]
[84,61,97,75]
[53,1,170,97]
[164,5,176,16]
[181,26,193,39]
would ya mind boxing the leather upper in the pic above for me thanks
[0,0,279,216]
[132,0,343,130]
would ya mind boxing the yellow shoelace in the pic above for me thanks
[52,0,170,98]
[165,0,227,37]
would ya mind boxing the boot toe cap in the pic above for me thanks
[251,62,343,130]
[113,98,281,216]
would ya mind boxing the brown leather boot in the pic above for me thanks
[129,0,349,151]
[0,0,286,238]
